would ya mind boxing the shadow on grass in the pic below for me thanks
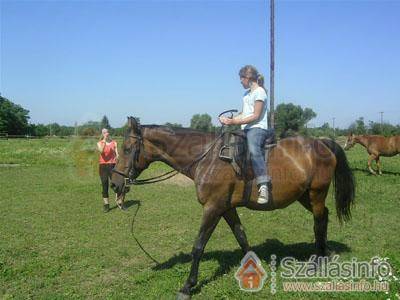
[109,199,141,211]
[124,199,141,209]
[351,167,400,176]
[153,238,350,295]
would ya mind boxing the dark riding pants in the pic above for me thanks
[99,163,115,198]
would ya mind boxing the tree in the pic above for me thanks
[31,124,49,137]
[81,127,97,136]
[190,114,213,132]
[58,125,74,136]
[80,121,101,136]
[164,122,183,128]
[100,115,111,130]
[368,121,398,136]
[48,123,61,136]
[275,103,316,137]
[0,96,30,135]
[348,117,366,135]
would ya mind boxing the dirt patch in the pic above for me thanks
[0,163,26,167]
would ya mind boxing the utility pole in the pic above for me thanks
[74,122,78,136]
[379,111,384,133]
[269,0,275,129]
[332,117,336,139]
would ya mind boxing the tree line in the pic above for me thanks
[1,95,400,137]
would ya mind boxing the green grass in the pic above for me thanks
[0,138,399,299]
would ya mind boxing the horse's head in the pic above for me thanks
[344,132,356,150]
[111,116,149,197]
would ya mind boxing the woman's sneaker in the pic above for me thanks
[257,183,270,204]
[103,204,110,213]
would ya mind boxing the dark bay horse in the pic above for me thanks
[344,133,400,175]
[111,117,355,299]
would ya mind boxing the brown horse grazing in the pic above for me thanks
[111,117,355,299]
[344,133,400,175]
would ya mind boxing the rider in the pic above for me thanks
[219,65,275,204]
[97,128,119,212]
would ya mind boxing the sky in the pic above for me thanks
[1,0,399,128]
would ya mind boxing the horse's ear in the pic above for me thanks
[127,116,141,134]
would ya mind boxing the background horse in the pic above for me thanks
[344,133,400,175]
[111,117,355,299]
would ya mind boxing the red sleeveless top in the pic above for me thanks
[99,140,117,164]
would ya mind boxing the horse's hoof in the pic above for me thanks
[176,292,191,300]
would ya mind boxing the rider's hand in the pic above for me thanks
[219,116,236,125]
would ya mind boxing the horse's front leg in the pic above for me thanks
[177,205,222,299]
[376,156,383,175]
[368,154,377,175]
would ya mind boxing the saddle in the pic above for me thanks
[219,130,276,179]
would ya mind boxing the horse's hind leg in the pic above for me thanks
[223,208,250,254]
[298,190,330,257]
[177,205,222,299]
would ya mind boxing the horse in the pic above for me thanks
[111,117,355,299]
[344,133,400,175]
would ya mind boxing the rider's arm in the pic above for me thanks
[233,101,264,125]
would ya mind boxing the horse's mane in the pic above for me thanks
[142,125,216,136]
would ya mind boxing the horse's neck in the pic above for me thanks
[143,127,217,179]
[355,135,369,148]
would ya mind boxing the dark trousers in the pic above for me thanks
[99,163,115,198]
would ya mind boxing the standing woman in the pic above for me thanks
[219,65,275,204]
[97,128,119,212]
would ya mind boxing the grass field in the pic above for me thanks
[1,137,399,299]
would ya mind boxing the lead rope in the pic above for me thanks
[130,201,161,265]
[127,131,224,265]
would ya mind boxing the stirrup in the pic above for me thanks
[219,146,232,162]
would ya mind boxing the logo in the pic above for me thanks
[235,251,267,292]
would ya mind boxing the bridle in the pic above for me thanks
[112,130,182,186]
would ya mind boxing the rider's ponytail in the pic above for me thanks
[257,73,265,91]
[239,65,266,91]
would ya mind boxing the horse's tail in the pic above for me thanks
[320,138,355,224]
